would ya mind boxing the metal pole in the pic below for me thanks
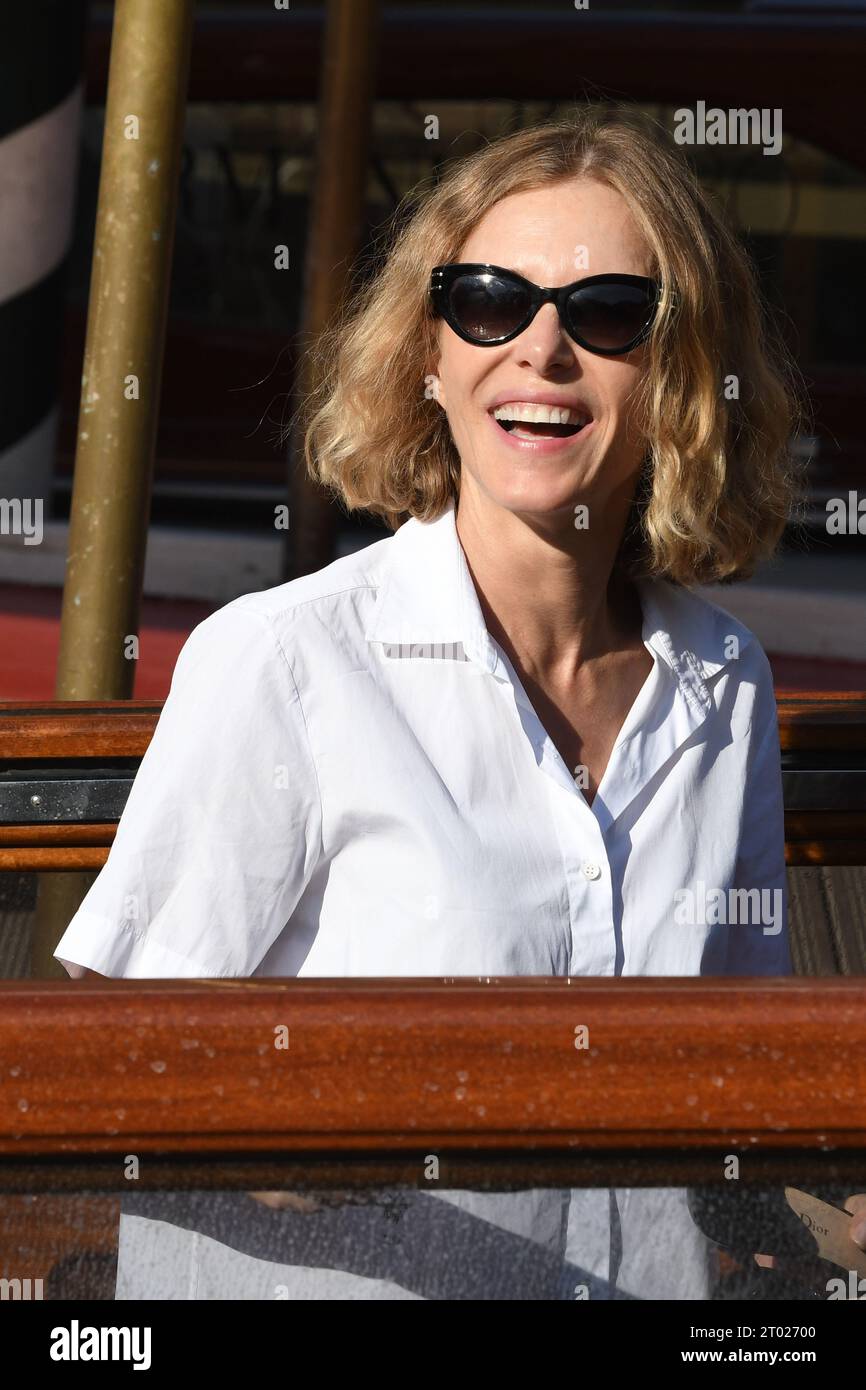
[34,0,195,979]
[284,0,380,581]
[54,0,196,700]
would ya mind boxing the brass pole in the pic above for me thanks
[55,0,196,700]
[284,0,380,581]
[35,0,195,978]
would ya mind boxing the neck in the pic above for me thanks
[455,487,642,683]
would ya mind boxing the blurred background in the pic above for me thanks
[1,0,864,699]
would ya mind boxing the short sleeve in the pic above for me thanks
[53,602,323,979]
[724,652,792,977]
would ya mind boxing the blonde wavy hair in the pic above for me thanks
[299,104,808,584]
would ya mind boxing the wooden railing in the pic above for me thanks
[1,978,865,1193]
[0,694,865,870]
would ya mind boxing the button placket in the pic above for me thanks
[487,637,617,972]
[543,778,616,975]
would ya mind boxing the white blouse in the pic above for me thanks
[55,496,790,982]
[53,497,791,1302]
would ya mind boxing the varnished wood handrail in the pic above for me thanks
[0,980,864,1173]
[0,702,158,759]
[1,693,865,758]
[1,697,865,867]
[777,692,866,750]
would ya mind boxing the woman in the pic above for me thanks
[54,106,824,1299]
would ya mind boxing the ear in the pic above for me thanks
[424,322,447,408]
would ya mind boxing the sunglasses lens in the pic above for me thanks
[566,282,656,351]
[447,273,530,342]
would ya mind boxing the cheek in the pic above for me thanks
[607,364,649,429]
[438,339,471,397]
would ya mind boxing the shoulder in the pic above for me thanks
[646,577,774,684]
[642,578,778,741]
[228,533,394,627]
[171,534,394,681]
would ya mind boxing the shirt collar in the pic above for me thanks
[364,498,498,673]
[364,497,753,713]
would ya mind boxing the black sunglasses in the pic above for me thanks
[430,263,662,356]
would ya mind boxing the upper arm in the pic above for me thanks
[52,603,324,979]
[726,648,792,976]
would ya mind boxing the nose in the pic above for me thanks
[511,301,577,373]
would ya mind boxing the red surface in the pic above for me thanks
[0,585,215,701]
[1,583,865,701]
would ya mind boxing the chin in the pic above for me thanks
[475,472,590,523]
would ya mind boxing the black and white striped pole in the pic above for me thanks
[0,4,88,525]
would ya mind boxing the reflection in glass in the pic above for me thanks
[3,1181,865,1302]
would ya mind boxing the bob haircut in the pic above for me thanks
[299,104,807,585]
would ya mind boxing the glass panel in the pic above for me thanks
[3,1172,866,1301]
[0,871,100,981]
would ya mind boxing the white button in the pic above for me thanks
[582,862,601,881]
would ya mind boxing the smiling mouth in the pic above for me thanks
[491,404,591,440]
[497,419,583,438]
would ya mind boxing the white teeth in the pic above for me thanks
[492,402,588,427]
